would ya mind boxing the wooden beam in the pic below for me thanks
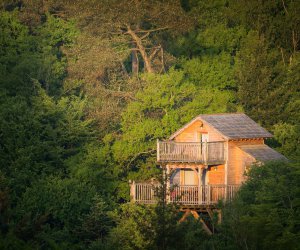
[190,210,212,235]
[179,209,191,223]
[207,208,213,220]
[198,167,202,205]
[166,165,170,203]
[217,209,222,224]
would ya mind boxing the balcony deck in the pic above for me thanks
[130,182,239,206]
[157,140,226,165]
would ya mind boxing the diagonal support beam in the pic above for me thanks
[179,209,191,223]
[207,208,213,220]
[190,210,212,235]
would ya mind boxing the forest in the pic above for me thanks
[0,0,299,249]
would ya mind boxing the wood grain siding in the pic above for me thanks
[175,120,202,142]
[236,147,255,183]
[208,165,225,184]
[168,163,203,185]
[202,121,226,142]
[227,139,263,184]
[174,120,225,142]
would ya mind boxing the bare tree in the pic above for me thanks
[57,0,194,74]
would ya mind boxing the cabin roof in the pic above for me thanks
[239,144,287,162]
[169,113,273,140]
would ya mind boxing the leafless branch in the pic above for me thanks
[149,45,161,61]
[280,47,286,66]
[160,47,165,73]
[281,0,289,15]
[140,32,150,40]
[134,26,170,34]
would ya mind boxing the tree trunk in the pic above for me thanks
[126,26,154,73]
[131,44,139,75]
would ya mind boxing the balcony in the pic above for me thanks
[130,182,239,206]
[157,140,226,164]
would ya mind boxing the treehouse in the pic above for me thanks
[130,113,287,209]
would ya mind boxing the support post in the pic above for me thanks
[198,167,203,205]
[217,209,222,224]
[208,184,211,205]
[207,208,213,220]
[179,209,191,223]
[151,178,154,202]
[130,180,136,202]
[166,165,170,204]
[205,139,208,165]
[224,140,229,201]
[190,210,212,235]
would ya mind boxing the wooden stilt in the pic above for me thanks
[217,209,222,224]
[206,208,216,234]
[190,210,212,235]
[207,208,213,220]
[179,209,191,223]
[166,165,170,203]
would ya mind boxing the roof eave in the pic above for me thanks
[228,136,273,141]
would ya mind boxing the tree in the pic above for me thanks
[0,10,111,248]
[226,0,300,59]
[235,31,278,126]
[61,0,193,73]
[222,161,300,250]
[106,172,210,250]
[110,59,239,199]
[0,1,300,249]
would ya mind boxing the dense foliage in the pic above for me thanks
[222,161,300,250]
[0,0,299,249]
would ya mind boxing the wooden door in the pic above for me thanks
[184,169,197,185]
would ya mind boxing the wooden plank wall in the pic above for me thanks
[174,120,225,142]
[168,119,265,186]
[227,139,263,184]
[208,165,225,184]
[169,165,226,185]
[169,119,226,185]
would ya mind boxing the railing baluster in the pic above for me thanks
[131,183,240,205]
[158,141,225,163]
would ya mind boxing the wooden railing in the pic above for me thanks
[157,140,226,164]
[130,182,239,206]
[130,182,158,204]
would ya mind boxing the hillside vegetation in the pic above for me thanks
[0,1,299,249]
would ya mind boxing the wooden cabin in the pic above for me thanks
[130,113,287,208]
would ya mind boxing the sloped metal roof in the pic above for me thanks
[169,113,273,140]
[239,144,287,162]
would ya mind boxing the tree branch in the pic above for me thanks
[126,149,156,169]
[135,26,170,34]
[281,0,289,15]
[140,32,150,40]
[126,25,154,73]
[149,45,161,61]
